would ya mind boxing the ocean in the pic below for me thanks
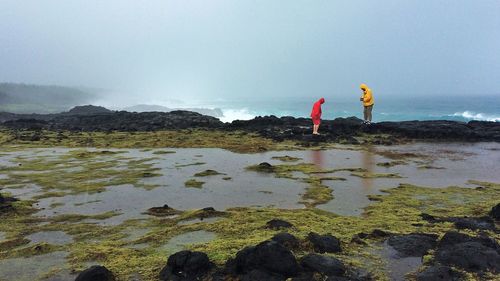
[197,95,499,123]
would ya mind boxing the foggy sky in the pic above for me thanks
[1,0,499,105]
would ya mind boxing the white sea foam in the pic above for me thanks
[452,111,500,122]
[219,108,256,123]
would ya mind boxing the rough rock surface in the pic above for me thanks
[308,232,342,253]
[300,254,346,276]
[2,106,499,142]
[387,233,438,257]
[490,203,500,220]
[416,265,464,281]
[159,250,213,281]
[265,219,294,230]
[271,232,300,249]
[434,231,500,273]
[75,265,115,281]
[226,240,299,278]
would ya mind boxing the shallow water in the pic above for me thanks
[177,216,222,226]
[0,251,69,281]
[376,241,422,281]
[1,143,499,221]
[27,231,73,246]
[161,230,217,254]
[0,143,499,280]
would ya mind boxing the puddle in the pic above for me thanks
[0,251,69,281]
[0,232,5,241]
[177,217,222,226]
[377,241,422,281]
[1,143,499,222]
[26,231,73,245]
[161,230,216,254]
[121,227,152,242]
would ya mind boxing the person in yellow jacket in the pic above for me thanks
[359,83,374,124]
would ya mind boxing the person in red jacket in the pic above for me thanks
[310,97,325,135]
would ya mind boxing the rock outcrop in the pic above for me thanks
[1,107,499,142]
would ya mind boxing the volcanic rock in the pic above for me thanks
[489,203,500,220]
[271,232,299,249]
[387,233,438,257]
[75,265,115,281]
[416,265,464,281]
[226,240,299,278]
[266,219,293,230]
[159,250,213,281]
[300,254,346,276]
[308,232,342,253]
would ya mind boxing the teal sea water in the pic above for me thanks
[199,95,499,123]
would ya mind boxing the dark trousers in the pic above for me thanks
[364,105,373,121]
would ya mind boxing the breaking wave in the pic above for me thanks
[219,108,256,123]
[452,111,500,122]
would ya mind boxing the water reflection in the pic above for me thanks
[311,149,324,169]
[361,145,375,191]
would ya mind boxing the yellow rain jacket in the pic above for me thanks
[360,84,374,106]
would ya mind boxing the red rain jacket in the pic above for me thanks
[310,98,325,119]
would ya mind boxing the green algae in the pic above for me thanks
[152,150,176,155]
[350,172,403,179]
[0,181,499,281]
[0,129,299,153]
[271,155,302,162]
[193,170,224,177]
[175,162,206,168]
[50,211,121,223]
[184,179,205,188]
[376,160,407,167]
[418,165,445,170]
[247,162,363,207]
[0,150,163,196]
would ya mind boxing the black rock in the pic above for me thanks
[489,203,500,220]
[435,241,500,273]
[240,269,285,281]
[300,254,346,276]
[159,250,212,281]
[271,232,299,249]
[450,216,496,231]
[290,272,318,281]
[369,229,391,238]
[308,232,342,253]
[416,265,464,281]
[266,219,293,230]
[438,231,500,254]
[75,265,115,281]
[146,204,180,217]
[227,240,299,277]
[420,213,438,222]
[387,233,438,257]
[255,162,274,172]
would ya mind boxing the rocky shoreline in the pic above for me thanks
[74,203,500,281]
[1,105,499,143]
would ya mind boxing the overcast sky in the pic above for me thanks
[1,0,499,104]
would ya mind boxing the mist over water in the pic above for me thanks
[0,1,498,122]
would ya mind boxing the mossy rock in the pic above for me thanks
[152,150,176,155]
[271,156,302,162]
[146,205,182,217]
[194,170,224,177]
[185,179,205,188]
[350,172,403,179]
